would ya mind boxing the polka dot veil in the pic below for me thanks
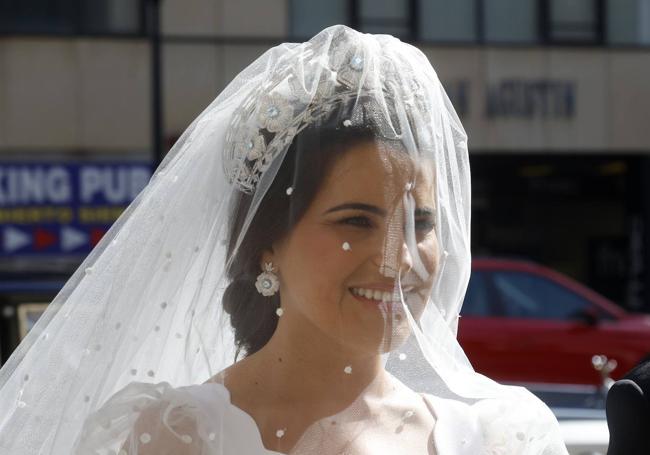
[0,26,567,454]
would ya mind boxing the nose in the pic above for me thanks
[377,217,414,279]
[398,241,414,274]
[378,240,414,279]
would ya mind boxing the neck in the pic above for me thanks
[246,309,386,407]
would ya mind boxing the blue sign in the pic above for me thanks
[0,162,152,256]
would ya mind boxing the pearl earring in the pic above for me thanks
[255,262,280,297]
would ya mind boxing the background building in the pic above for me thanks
[1,0,650,361]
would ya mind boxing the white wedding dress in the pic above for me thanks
[75,373,565,455]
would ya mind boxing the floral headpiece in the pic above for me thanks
[223,31,427,194]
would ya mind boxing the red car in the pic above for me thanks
[457,258,650,386]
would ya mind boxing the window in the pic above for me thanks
[358,0,412,39]
[290,0,348,39]
[0,0,143,35]
[491,271,593,320]
[0,0,76,33]
[461,271,492,316]
[607,0,650,45]
[290,0,635,47]
[484,0,538,43]
[291,0,414,41]
[419,0,477,42]
[545,0,603,44]
[81,0,141,34]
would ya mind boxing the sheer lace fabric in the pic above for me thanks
[75,378,565,454]
[0,25,568,455]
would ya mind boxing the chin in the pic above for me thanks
[379,321,412,353]
[340,298,418,355]
[348,318,412,355]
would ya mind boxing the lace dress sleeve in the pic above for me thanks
[74,382,224,455]
[118,398,204,454]
[472,386,569,455]
[422,386,569,455]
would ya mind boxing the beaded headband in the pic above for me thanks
[223,33,428,194]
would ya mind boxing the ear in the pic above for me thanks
[259,237,286,271]
[259,248,276,270]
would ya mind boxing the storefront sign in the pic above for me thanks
[486,79,576,119]
[443,78,576,120]
[0,162,151,256]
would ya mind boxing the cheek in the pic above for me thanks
[282,224,358,305]
[416,233,439,280]
[424,233,439,274]
[407,234,439,320]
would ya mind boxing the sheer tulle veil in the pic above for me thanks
[0,25,567,454]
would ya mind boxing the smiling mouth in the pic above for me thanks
[348,287,412,305]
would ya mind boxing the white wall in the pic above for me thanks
[0,38,150,152]
[426,46,650,152]
[0,0,649,155]
[162,0,288,37]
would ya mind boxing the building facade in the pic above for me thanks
[1,0,650,360]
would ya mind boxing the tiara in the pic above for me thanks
[223,33,427,194]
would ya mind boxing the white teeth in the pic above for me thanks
[351,287,406,303]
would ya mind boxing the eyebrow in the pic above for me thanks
[323,202,435,217]
[323,202,386,216]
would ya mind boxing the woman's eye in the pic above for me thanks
[338,216,373,228]
[415,218,435,232]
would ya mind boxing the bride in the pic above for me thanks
[0,25,568,454]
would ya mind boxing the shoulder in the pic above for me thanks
[421,387,568,455]
[77,381,232,455]
[127,399,202,455]
[474,387,568,454]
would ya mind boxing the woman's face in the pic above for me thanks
[268,141,439,355]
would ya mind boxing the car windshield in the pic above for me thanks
[462,269,615,321]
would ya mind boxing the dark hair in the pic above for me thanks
[222,119,382,357]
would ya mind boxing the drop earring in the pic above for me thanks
[255,262,280,297]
